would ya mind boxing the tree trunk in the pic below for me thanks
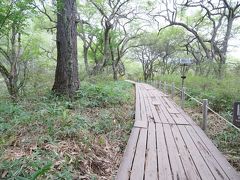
[144,72,147,82]
[0,24,26,100]
[217,62,226,79]
[216,17,233,79]
[83,45,90,75]
[100,23,111,74]
[52,0,79,98]
[222,17,233,62]
[109,36,118,81]
[112,62,118,80]
[8,24,18,99]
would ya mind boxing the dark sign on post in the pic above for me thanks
[233,102,240,128]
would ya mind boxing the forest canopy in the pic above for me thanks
[0,0,239,99]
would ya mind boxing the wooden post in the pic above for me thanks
[181,87,185,109]
[164,82,167,94]
[171,82,175,99]
[202,99,208,131]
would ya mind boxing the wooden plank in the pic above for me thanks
[175,113,190,124]
[144,84,156,90]
[188,125,240,180]
[135,84,141,122]
[116,128,140,180]
[155,95,188,125]
[152,89,166,97]
[143,84,155,91]
[144,84,155,90]
[170,100,197,126]
[148,103,162,123]
[147,90,162,123]
[138,85,148,122]
[150,96,157,100]
[152,101,161,105]
[154,95,175,124]
[177,125,215,180]
[154,105,168,124]
[142,88,153,121]
[162,96,180,114]
[145,122,158,180]
[148,90,170,124]
[170,125,201,180]
[156,123,172,180]
[163,124,187,179]
[181,111,197,126]
[161,96,171,109]
[170,113,189,125]
[130,128,148,180]
[134,120,147,128]
[186,126,230,180]
[160,97,179,114]
[142,87,161,123]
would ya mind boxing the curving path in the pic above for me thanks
[116,82,240,180]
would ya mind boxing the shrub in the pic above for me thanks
[77,81,132,108]
[157,74,240,113]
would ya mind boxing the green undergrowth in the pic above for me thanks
[78,81,132,107]
[155,74,240,112]
[0,80,134,179]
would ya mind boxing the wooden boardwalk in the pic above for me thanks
[116,83,240,180]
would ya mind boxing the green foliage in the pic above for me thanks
[124,59,142,80]
[0,80,134,179]
[0,157,52,179]
[78,81,132,107]
[0,0,35,34]
[215,125,239,143]
[232,62,240,76]
[31,162,52,180]
[158,27,186,45]
[91,110,114,134]
[157,73,240,112]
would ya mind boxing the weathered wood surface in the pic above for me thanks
[116,82,240,180]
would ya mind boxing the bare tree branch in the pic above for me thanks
[31,0,56,23]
